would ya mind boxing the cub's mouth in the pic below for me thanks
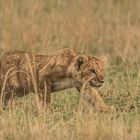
[89,81,103,88]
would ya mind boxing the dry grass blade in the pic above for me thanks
[25,53,42,112]
[0,68,14,105]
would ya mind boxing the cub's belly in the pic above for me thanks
[51,78,81,92]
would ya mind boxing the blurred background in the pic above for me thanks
[0,0,140,70]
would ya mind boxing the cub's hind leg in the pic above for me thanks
[0,73,19,107]
[0,89,16,108]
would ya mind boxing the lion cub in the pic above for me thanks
[0,48,112,112]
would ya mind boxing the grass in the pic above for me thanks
[0,0,140,139]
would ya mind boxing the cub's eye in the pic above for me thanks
[90,69,96,74]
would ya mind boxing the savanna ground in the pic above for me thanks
[0,0,140,140]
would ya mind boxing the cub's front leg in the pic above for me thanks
[38,80,51,107]
[79,86,114,112]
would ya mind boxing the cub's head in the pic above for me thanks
[73,55,107,88]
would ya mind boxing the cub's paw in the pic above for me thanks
[96,104,116,113]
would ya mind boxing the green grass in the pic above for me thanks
[0,0,140,139]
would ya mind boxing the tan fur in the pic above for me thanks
[0,48,112,111]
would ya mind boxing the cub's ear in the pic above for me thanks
[99,56,107,66]
[75,55,88,71]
